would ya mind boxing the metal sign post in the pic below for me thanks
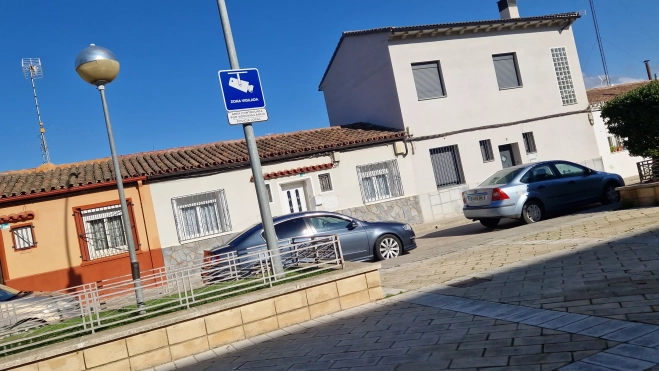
[215,0,283,275]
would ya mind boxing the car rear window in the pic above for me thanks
[479,168,525,186]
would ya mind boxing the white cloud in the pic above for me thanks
[582,72,648,89]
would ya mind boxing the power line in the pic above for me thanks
[583,40,597,69]
[616,0,659,50]
[602,38,643,62]
[589,0,610,86]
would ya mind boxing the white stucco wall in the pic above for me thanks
[149,143,417,249]
[591,110,645,178]
[320,33,405,130]
[387,26,589,137]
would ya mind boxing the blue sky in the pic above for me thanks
[1,0,657,172]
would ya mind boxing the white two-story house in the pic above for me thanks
[319,0,602,223]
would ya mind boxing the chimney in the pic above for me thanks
[644,60,652,81]
[498,0,520,19]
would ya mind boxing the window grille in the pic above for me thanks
[80,205,129,260]
[318,173,333,192]
[479,140,495,162]
[523,132,537,154]
[429,145,466,189]
[172,190,232,242]
[356,160,404,203]
[12,226,35,250]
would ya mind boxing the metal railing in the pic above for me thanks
[638,159,659,183]
[0,235,343,356]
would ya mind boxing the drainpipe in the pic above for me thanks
[136,180,155,270]
[644,60,652,81]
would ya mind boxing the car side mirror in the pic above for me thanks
[348,221,359,229]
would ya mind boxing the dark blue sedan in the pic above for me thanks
[205,211,417,261]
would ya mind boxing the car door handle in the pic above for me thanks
[536,185,546,189]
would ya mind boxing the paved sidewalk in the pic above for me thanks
[169,206,659,370]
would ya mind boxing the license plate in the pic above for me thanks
[468,195,486,202]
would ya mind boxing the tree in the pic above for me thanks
[601,81,659,158]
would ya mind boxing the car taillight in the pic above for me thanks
[491,188,510,201]
[462,192,467,204]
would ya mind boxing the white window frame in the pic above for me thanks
[81,205,129,260]
[171,189,232,242]
[12,225,36,250]
[356,160,404,204]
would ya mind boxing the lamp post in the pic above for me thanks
[74,44,145,308]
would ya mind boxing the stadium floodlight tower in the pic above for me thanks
[21,58,51,164]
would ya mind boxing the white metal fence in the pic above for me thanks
[0,235,344,356]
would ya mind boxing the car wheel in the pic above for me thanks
[479,219,501,228]
[602,182,621,204]
[521,200,543,224]
[374,235,402,260]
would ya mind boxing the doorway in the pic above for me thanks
[280,182,308,214]
[498,144,518,168]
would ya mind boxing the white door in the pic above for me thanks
[281,183,308,214]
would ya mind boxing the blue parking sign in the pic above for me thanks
[218,68,266,112]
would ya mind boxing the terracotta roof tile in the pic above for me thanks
[0,124,404,201]
[587,81,651,105]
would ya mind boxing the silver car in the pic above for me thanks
[462,161,624,228]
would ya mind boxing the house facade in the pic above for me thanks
[146,124,420,270]
[586,81,649,179]
[0,162,164,292]
[319,0,604,223]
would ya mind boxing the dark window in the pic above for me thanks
[522,132,537,154]
[318,173,333,192]
[521,165,558,183]
[265,184,273,202]
[479,140,494,162]
[412,62,446,100]
[309,216,351,233]
[554,162,586,177]
[429,145,465,189]
[273,218,310,240]
[492,53,522,89]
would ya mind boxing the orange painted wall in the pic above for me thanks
[0,182,164,292]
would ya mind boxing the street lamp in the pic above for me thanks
[74,44,145,308]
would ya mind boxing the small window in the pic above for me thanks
[492,53,522,89]
[318,173,333,192]
[521,165,558,183]
[265,184,273,203]
[412,62,446,100]
[356,160,404,203]
[172,190,232,242]
[79,204,130,260]
[555,162,586,177]
[309,216,351,233]
[479,140,494,162]
[522,132,537,154]
[272,218,311,240]
[551,47,577,105]
[429,145,465,189]
[11,225,36,250]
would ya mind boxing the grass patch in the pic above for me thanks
[0,267,333,356]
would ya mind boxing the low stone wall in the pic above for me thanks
[618,183,659,207]
[161,232,238,271]
[337,196,424,225]
[4,263,383,371]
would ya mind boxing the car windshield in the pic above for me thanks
[0,284,20,302]
[479,168,526,186]
[225,222,260,245]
